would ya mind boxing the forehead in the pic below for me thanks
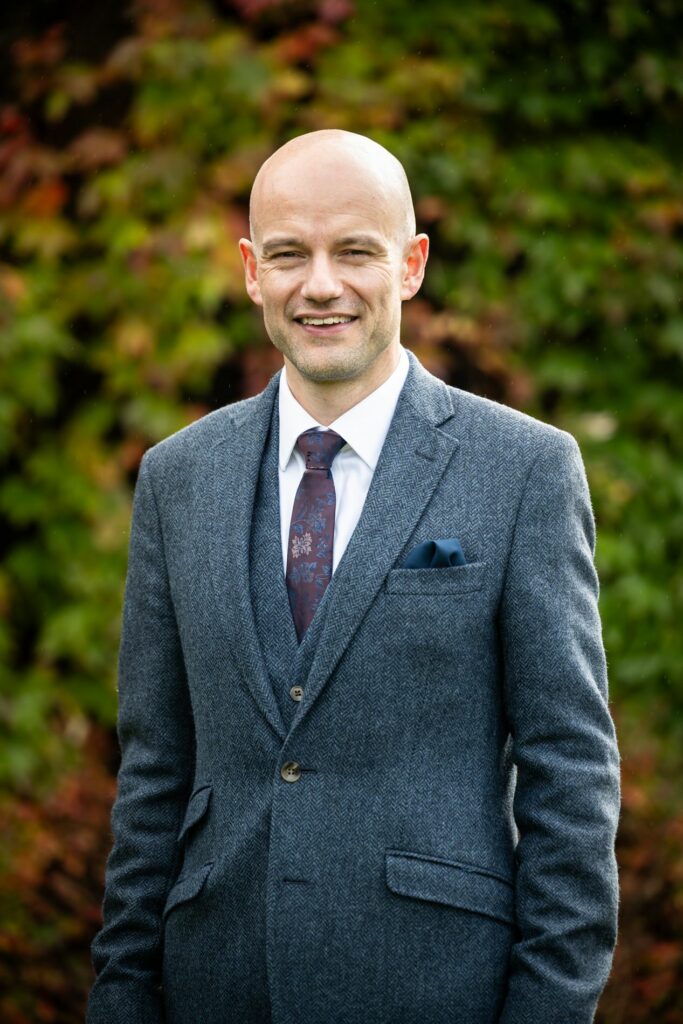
[252,153,403,244]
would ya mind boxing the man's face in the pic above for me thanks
[240,152,427,386]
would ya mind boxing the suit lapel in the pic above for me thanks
[294,351,460,727]
[209,373,287,740]
[249,399,301,677]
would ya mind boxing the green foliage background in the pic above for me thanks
[1,0,682,1020]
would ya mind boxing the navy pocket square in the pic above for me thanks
[401,538,466,569]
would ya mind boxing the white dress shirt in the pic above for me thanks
[278,346,410,574]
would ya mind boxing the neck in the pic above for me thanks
[284,346,401,426]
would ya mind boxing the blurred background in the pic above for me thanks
[0,0,682,1020]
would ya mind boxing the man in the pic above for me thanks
[87,130,620,1024]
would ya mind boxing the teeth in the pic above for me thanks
[300,316,354,325]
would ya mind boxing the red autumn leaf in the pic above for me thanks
[21,178,68,217]
[12,26,65,70]
[276,23,338,63]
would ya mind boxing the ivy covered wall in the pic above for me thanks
[1,1,681,1020]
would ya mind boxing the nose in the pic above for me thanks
[300,253,344,303]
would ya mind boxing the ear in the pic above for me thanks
[400,233,429,301]
[239,238,263,306]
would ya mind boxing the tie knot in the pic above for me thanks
[296,428,346,471]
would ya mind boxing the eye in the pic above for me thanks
[341,249,370,257]
[273,251,302,259]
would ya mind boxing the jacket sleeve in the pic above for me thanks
[498,431,620,1024]
[87,452,195,1024]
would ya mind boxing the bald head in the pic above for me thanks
[238,129,429,404]
[249,130,416,249]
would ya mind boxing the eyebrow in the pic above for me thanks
[261,238,303,255]
[336,235,385,249]
[260,234,385,256]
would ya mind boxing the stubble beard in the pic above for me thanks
[265,316,398,386]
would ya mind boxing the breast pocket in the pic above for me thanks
[385,561,488,595]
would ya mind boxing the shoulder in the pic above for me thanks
[445,386,591,532]
[444,385,580,465]
[406,352,575,460]
[149,395,252,453]
[129,388,275,512]
[440,386,594,545]
[140,390,269,477]
[421,380,587,506]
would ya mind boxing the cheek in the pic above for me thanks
[350,268,400,304]
[257,273,294,309]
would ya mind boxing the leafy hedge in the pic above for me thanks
[1,0,682,1018]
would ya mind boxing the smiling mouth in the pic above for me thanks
[295,315,358,326]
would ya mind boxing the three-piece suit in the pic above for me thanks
[87,348,620,1024]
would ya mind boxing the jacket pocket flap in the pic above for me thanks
[386,850,514,925]
[385,561,488,595]
[177,784,212,842]
[163,861,214,920]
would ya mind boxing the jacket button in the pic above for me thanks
[281,761,301,783]
[290,685,304,702]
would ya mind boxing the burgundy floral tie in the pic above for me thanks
[286,427,346,641]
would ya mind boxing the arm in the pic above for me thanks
[87,453,194,1024]
[498,431,620,1024]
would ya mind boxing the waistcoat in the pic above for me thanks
[249,401,333,731]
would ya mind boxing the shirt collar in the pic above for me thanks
[278,345,410,472]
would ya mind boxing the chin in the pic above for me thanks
[273,330,394,385]
[278,340,363,382]
[295,356,361,383]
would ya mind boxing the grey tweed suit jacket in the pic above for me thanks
[87,348,620,1024]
